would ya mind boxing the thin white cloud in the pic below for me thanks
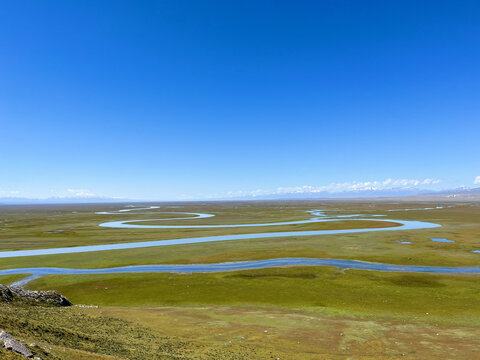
[66,188,97,197]
[421,178,441,185]
[0,190,21,197]
[214,178,443,198]
[474,176,480,185]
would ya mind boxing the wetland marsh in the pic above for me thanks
[1,200,480,359]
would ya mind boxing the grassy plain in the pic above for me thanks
[0,273,28,284]
[0,202,403,251]
[1,201,480,271]
[1,200,480,359]
[28,267,480,327]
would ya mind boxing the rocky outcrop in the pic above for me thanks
[0,284,14,302]
[11,287,73,307]
[0,330,33,358]
[0,284,72,307]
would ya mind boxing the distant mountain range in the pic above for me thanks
[435,187,480,195]
[0,196,130,205]
[1,187,480,205]
[226,188,434,200]
[210,186,480,201]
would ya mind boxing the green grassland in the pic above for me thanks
[0,202,403,251]
[26,267,480,327]
[0,273,29,284]
[2,201,480,359]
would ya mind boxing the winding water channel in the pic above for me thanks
[1,207,476,285]
[0,209,439,258]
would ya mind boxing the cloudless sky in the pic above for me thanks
[1,0,479,199]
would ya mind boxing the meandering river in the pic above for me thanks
[0,209,439,258]
[3,207,475,285]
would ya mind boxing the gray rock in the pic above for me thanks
[0,284,72,306]
[0,330,33,358]
[0,284,14,302]
[11,287,73,307]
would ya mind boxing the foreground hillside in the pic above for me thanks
[2,301,480,360]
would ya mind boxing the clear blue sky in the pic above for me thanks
[1,1,479,200]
